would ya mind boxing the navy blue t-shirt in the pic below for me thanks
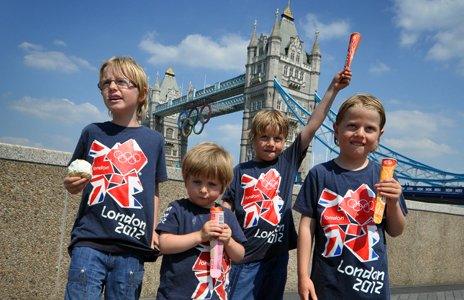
[223,134,307,263]
[68,122,167,261]
[156,199,246,300]
[293,160,408,299]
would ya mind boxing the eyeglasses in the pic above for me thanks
[98,78,136,90]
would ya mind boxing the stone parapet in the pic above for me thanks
[0,143,463,299]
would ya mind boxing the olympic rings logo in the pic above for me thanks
[346,198,374,213]
[113,150,142,165]
[177,104,212,137]
[261,179,278,189]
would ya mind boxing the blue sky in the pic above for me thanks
[1,0,463,174]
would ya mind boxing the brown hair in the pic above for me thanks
[334,93,386,145]
[249,109,289,141]
[99,56,148,121]
[182,142,233,192]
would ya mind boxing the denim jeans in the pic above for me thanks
[228,252,289,300]
[65,246,144,300]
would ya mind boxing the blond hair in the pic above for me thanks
[99,56,148,121]
[334,93,386,145]
[250,109,289,141]
[182,142,233,192]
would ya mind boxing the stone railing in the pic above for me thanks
[1,142,463,299]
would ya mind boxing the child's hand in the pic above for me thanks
[151,231,160,250]
[331,69,352,92]
[200,220,223,242]
[217,224,232,244]
[64,176,89,194]
[298,276,318,300]
[375,178,402,206]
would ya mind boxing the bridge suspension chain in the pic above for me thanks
[273,78,464,187]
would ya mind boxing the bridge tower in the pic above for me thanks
[146,68,185,167]
[240,2,321,180]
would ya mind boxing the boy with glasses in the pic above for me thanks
[63,56,167,299]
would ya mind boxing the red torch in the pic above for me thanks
[345,32,362,69]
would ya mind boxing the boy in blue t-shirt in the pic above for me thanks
[63,56,167,299]
[294,94,407,299]
[156,142,246,300]
[223,69,351,299]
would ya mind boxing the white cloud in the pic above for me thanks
[53,39,67,47]
[386,110,454,137]
[384,137,456,158]
[19,41,95,73]
[18,42,43,52]
[0,137,43,148]
[369,61,391,75]
[9,96,107,124]
[217,123,242,141]
[302,14,350,41]
[393,0,464,75]
[139,33,247,71]
[383,109,458,160]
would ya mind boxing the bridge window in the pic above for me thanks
[277,100,281,110]
[166,128,174,139]
[284,65,288,76]
[296,54,300,62]
[290,52,295,60]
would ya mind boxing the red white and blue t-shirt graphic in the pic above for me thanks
[241,169,284,229]
[88,139,146,209]
[191,243,230,300]
[319,184,380,262]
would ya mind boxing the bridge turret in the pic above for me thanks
[308,30,321,104]
[246,20,258,87]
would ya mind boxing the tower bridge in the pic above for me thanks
[144,3,464,202]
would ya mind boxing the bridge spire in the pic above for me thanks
[271,9,281,38]
[282,0,294,20]
[248,19,258,48]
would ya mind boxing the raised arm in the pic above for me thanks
[300,69,352,150]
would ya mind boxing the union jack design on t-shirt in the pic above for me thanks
[88,139,147,209]
[318,184,380,262]
[240,169,284,229]
[191,243,230,300]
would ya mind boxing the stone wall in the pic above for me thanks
[0,143,463,299]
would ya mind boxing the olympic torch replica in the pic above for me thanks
[210,206,224,278]
[374,158,398,224]
[345,32,362,69]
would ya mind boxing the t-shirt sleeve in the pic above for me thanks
[281,133,307,167]
[156,201,180,234]
[155,135,168,184]
[293,169,318,218]
[225,209,247,243]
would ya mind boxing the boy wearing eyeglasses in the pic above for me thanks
[63,56,167,299]
[222,69,351,299]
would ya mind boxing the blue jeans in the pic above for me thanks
[228,252,289,300]
[65,246,144,300]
